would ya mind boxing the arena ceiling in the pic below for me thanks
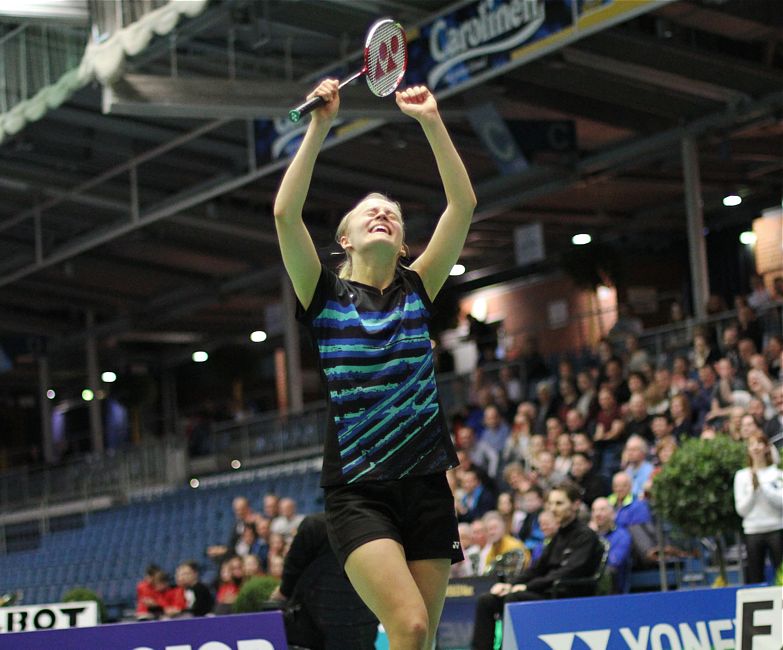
[0,0,781,396]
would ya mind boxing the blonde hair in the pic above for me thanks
[335,192,407,279]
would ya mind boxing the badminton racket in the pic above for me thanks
[288,18,407,123]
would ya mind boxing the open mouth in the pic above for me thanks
[370,224,390,235]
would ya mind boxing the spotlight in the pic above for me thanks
[82,389,94,401]
[572,233,591,245]
[192,351,209,363]
[46,389,56,400]
[250,330,267,343]
[101,371,117,383]
[449,264,466,276]
[723,194,741,207]
[739,231,756,245]
[189,478,200,488]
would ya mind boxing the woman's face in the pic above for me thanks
[341,198,404,258]
[747,436,767,459]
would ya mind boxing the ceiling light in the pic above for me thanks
[739,231,756,245]
[572,233,591,245]
[46,389,56,400]
[231,459,242,469]
[101,371,117,383]
[82,389,94,401]
[450,264,465,276]
[189,478,200,488]
[250,330,267,343]
[723,194,741,207]
[192,351,209,363]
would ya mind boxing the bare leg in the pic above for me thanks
[345,538,430,650]
[408,558,451,650]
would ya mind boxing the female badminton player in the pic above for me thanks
[273,78,476,650]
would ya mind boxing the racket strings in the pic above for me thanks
[366,23,406,97]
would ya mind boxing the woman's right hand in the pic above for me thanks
[308,78,340,124]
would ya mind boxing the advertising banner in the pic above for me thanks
[0,610,287,650]
[439,576,496,649]
[503,587,741,650]
[735,586,783,650]
[0,601,98,633]
[255,0,672,167]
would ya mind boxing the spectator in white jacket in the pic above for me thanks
[733,432,783,584]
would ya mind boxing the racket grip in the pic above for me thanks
[288,95,327,123]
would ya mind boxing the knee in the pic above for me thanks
[386,608,429,649]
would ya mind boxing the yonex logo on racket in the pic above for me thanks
[373,34,401,81]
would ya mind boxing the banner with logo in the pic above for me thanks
[503,586,740,650]
[0,610,287,650]
[0,601,98,634]
[255,0,672,167]
[439,576,496,649]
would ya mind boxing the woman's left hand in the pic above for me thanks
[396,85,438,122]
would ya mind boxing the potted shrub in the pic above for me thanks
[62,586,107,623]
[233,576,281,614]
[650,436,746,585]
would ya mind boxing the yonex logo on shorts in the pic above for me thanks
[452,541,461,549]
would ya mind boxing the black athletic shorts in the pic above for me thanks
[323,472,463,569]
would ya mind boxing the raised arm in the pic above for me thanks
[273,79,339,309]
[403,86,477,301]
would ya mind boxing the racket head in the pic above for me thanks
[363,18,407,97]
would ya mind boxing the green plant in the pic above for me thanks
[650,436,746,584]
[233,576,281,614]
[62,586,106,623]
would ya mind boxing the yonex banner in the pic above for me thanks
[502,587,741,650]
[0,611,287,650]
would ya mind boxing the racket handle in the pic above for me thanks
[288,71,364,122]
[288,95,326,123]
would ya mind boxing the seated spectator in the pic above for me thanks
[529,509,559,565]
[526,434,546,470]
[263,493,280,521]
[533,381,559,435]
[650,413,674,448]
[554,432,574,476]
[609,472,652,529]
[544,417,565,452]
[466,518,491,576]
[517,485,546,551]
[556,378,580,422]
[575,371,598,421]
[214,556,245,614]
[451,523,476,578]
[498,366,523,404]
[669,393,693,440]
[690,330,719,370]
[601,357,631,405]
[480,405,510,456]
[567,451,607,507]
[136,563,161,617]
[531,450,565,493]
[470,482,601,650]
[457,425,499,480]
[765,382,783,453]
[171,561,213,617]
[482,511,527,576]
[624,393,653,444]
[269,513,378,650]
[234,521,263,558]
[747,369,775,420]
[457,467,496,523]
[503,412,532,469]
[572,432,595,458]
[564,408,589,437]
[764,336,781,379]
[271,497,304,540]
[501,461,532,499]
[207,496,259,561]
[593,387,627,483]
[709,358,748,420]
[497,491,525,537]
[243,554,265,579]
[622,436,655,499]
[589,498,632,594]
[136,569,178,620]
[624,334,650,374]
[626,372,648,402]
[690,364,718,431]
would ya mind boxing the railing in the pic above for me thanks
[0,22,87,113]
[88,0,172,44]
[0,438,186,515]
